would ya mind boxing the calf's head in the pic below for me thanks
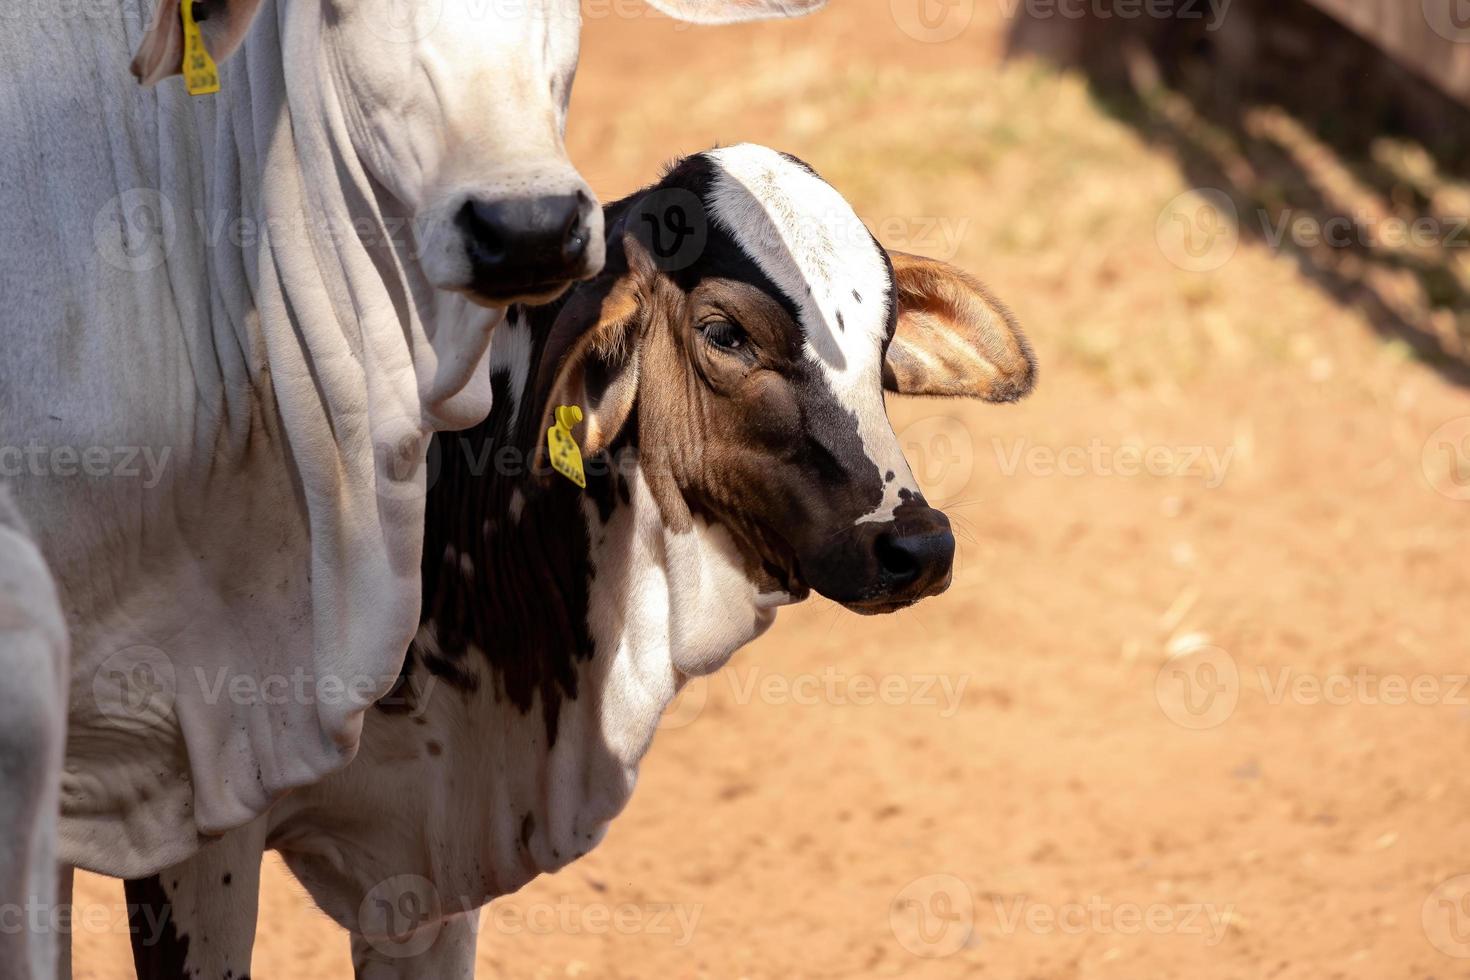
[129,0,825,305]
[540,145,1034,618]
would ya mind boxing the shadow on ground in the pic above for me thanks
[1008,0,1470,388]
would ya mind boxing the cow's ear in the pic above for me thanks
[131,0,265,86]
[540,236,656,461]
[883,250,1036,403]
[642,0,827,24]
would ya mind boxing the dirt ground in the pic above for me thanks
[72,2,1470,977]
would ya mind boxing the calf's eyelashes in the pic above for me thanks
[882,250,1037,402]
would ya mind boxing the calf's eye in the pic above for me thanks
[700,320,748,352]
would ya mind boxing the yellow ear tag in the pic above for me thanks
[547,405,586,489]
[180,0,221,96]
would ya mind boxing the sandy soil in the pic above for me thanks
[71,2,1470,977]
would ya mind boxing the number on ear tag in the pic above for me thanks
[547,405,586,489]
[181,0,220,96]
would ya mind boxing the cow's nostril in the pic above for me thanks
[457,200,510,266]
[560,202,588,264]
[454,192,594,299]
[874,532,921,586]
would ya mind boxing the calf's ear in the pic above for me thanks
[883,251,1036,403]
[131,0,265,86]
[540,236,656,460]
[642,0,827,23]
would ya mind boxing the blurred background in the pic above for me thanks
[76,0,1470,976]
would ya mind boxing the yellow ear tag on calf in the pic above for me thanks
[547,405,586,489]
[181,0,221,96]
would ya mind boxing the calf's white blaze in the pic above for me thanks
[706,144,922,521]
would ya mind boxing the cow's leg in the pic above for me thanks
[54,866,72,980]
[0,493,68,980]
[123,817,267,980]
[350,912,480,980]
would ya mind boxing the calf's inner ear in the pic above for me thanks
[537,239,654,465]
[882,250,1036,403]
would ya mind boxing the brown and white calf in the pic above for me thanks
[123,144,1034,978]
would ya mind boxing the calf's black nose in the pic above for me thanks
[456,192,592,299]
[873,516,954,600]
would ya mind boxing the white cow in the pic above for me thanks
[0,492,69,980]
[0,0,821,976]
[117,145,1035,978]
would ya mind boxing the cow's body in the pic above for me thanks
[2,0,820,897]
[1,0,522,877]
[0,492,68,980]
[121,145,1035,977]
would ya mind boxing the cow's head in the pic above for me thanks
[540,145,1035,622]
[129,0,825,305]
